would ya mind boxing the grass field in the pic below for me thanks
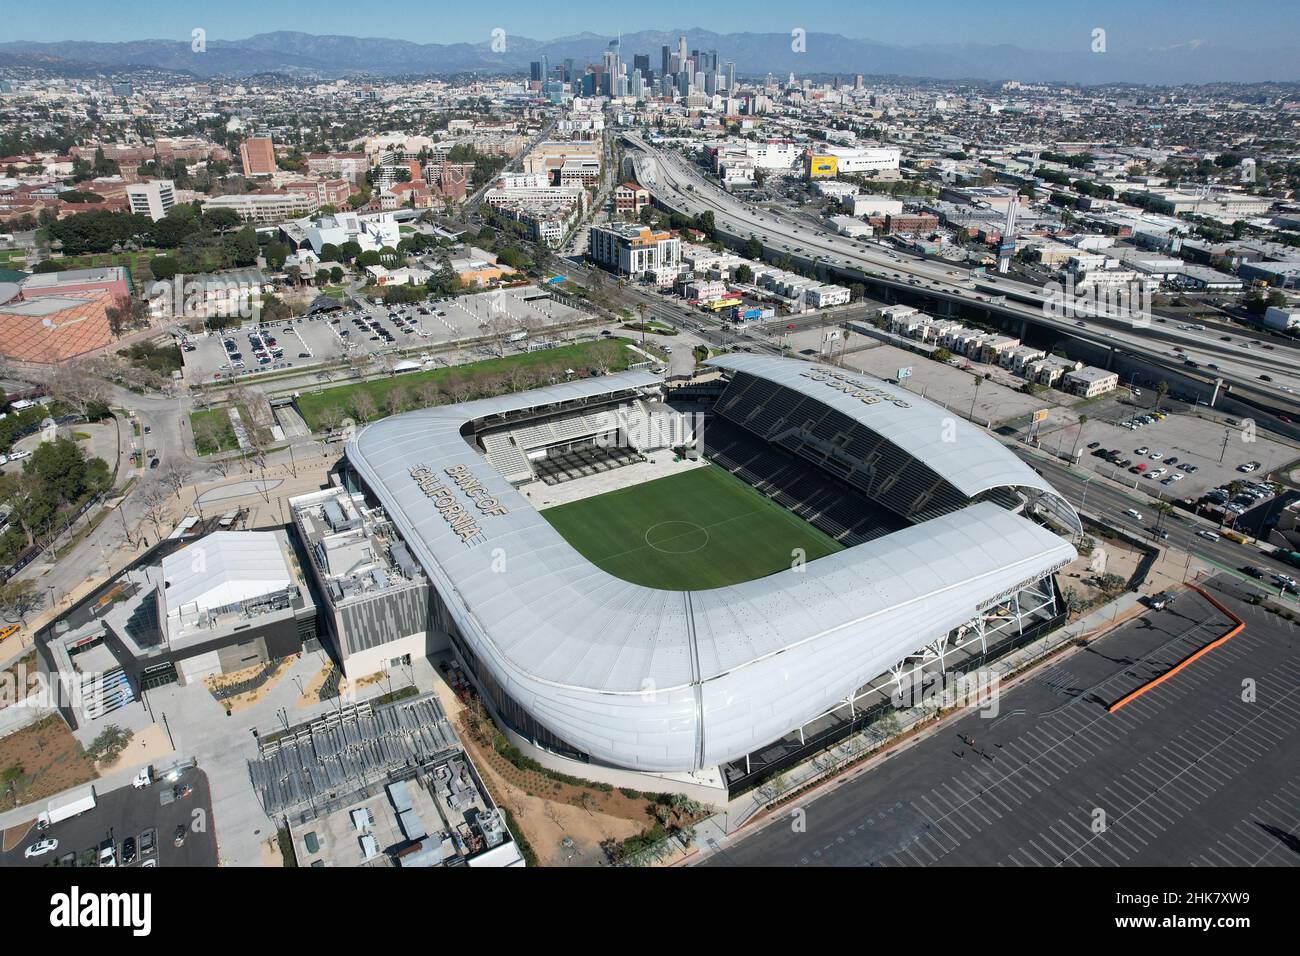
[541,465,843,591]
[294,339,638,431]
[189,408,238,455]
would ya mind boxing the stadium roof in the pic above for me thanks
[346,365,1078,772]
[707,353,1078,528]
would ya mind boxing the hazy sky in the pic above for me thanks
[4,0,1297,51]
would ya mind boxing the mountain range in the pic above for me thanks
[0,29,1296,86]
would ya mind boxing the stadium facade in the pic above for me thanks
[334,355,1079,787]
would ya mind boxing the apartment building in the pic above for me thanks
[588,222,680,284]
[125,179,176,221]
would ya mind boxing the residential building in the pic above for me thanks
[1061,366,1120,398]
[588,222,681,284]
[125,179,176,221]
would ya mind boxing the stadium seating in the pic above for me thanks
[714,371,969,524]
[702,416,903,546]
[480,432,535,483]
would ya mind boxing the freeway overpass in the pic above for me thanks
[622,131,1300,417]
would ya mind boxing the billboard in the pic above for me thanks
[1032,408,1049,423]
[808,155,839,178]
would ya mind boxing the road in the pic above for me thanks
[1022,450,1300,593]
[623,131,1300,408]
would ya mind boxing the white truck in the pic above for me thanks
[36,786,96,829]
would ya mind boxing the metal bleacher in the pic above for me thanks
[247,693,461,815]
[480,432,534,483]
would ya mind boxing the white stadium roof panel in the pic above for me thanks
[705,353,1075,516]
[347,362,1077,772]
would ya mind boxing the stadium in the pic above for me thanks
[343,353,1080,795]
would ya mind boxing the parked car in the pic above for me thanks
[121,837,137,865]
[173,826,187,848]
[25,838,58,859]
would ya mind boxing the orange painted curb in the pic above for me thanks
[1107,585,1245,714]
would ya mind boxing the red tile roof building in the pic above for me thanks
[0,291,114,364]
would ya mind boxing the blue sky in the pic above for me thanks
[4,0,1297,51]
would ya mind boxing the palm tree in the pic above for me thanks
[1155,381,1169,410]
[1069,413,1089,460]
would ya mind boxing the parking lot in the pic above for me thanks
[1,767,219,869]
[1056,404,1297,502]
[182,285,593,386]
[705,577,1300,867]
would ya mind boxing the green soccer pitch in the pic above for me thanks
[540,464,844,591]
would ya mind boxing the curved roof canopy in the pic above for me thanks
[706,353,1080,531]
[347,366,1077,772]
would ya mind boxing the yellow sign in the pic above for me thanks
[1032,408,1049,423]
[808,154,839,178]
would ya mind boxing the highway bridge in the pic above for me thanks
[622,131,1300,423]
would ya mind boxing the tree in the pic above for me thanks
[263,241,290,270]
[230,226,260,266]
[149,255,179,281]
[735,263,754,284]
[139,480,172,543]
[161,460,192,499]
[350,391,377,423]
[0,578,41,624]
[205,208,242,234]
[1070,413,1089,460]
[1155,381,1169,410]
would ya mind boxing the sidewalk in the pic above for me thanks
[0,650,434,865]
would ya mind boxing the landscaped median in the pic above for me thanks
[292,338,639,432]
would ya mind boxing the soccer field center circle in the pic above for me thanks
[644,519,711,554]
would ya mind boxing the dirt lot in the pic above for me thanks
[0,715,98,814]
[204,656,295,713]
[455,707,701,867]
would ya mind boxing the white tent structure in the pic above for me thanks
[160,531,292,634]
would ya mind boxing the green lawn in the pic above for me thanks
[294,339,638,431]
[54,247,226,285]
[189,408,238,455]
[541,465,843,591]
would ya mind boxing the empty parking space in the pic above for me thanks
[705,577,1300,867]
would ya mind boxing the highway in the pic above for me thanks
[622,132,1300,407]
